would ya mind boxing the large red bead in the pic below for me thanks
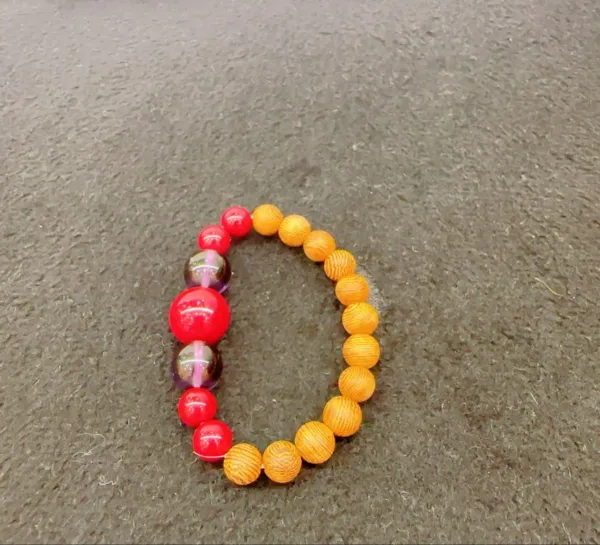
[197,224,231,254]
[192,419,233,462]
[169,287,230,345]
[220,206,252,237]
[177,388,218,428]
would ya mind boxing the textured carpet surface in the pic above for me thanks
[1,0,600,543]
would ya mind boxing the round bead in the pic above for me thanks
[322,396,362,437]
[220,206,252,237]
[252,204,283,236]
[192,420,233,462]
[342,334,381,369]
[184,249,231,293]
[169,287,231,346]
[197,224,231,255]
[324,249,357,281]
[177,388,218,427]
[278,214,311,247]
[223,443,263,486]
[303,230,336,262]
[262,440,303,484]
[335,274,370,306]
[342,302,379,335]
[171,341,223,390]
[338,366,376,403]
[294,421,336,465]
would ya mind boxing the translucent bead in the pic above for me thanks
[171,341,223,390]
[184,249,232,293]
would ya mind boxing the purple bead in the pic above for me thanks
[171,341,223,390]
[183,249,231,293]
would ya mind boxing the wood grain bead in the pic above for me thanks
[322,396,362,437]
[338,366,376,403]
[303,230,336,262]
[223,443,262,486]
[335,274,370,306]
[324,249,357,281]
[342,302,379,335]
[252,204,283,236]
[342,334,380,369]
[262,440,303,484]
[278,214,311,247]
[294,421,336,464]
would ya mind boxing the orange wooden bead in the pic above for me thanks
[252,204,283,236]
[324,249,357,281]
[342,302,379,335]
[294,421,336,464]
[303,230,336,262]
[262,440,302,484]
[342,334,380,369]
[223,443,262,486]
[278,214,311,247]
[338,366,376,403]
[335,274,370,306]
[322,396,362,437]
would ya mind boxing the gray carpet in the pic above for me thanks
[2,0,600,543]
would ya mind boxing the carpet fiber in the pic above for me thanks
[1,1,599,543]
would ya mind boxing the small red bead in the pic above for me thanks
[220,206,252,237]
[177,388,218,428]
[169,286,231,345]
[197,224,231,254]
[192,419,233,462]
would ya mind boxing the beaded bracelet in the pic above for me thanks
[168,204,380,485]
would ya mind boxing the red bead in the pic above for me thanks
[220,206,252,237]
[192,419,233,462]
[197,224,231,254]
[169,287,231,345]
[177,388,218,427]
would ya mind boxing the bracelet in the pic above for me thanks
[168,204,380,485]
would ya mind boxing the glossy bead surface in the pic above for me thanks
[184,249,231,293]
[220,206,252,237]
[338,366,376,403]
[324,249,357,281]
[322,396,362,437]
[342,334,381,369]
[169,287,231,345]
[262,440,303,484]
[197,224,231,255]
[335,274,370,306]
[294,421,335,465]
[342,302,379,335]
[192,419,233,462]
[171,341,223,390]
[278,214,311,247]
[303,230,336,262]
[224,443,263,486]
[177,388,218,427]
[252,204,283,236]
